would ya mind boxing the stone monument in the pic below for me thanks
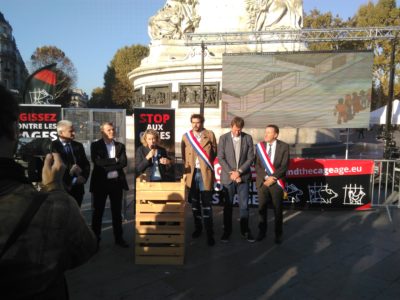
[129,0,339,154]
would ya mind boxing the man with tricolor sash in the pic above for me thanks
[181,114,217,246]
[255,124,289,244]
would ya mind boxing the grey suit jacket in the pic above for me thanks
[217,131,254,185]
[255,139,290,189]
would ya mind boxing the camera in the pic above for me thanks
[16,138,53,182]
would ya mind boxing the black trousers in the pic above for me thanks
[257,183,283,237]
[68,187,84,207]
[91,182,124,242]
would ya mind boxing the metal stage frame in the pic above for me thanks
[185,27,400,158]
[185,27,400,45]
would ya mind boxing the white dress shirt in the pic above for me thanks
[267,140,277,164]
[105,140,118,179]
[264,140,277,180]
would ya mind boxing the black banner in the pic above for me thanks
[133,108,175,157]
[18,104,61,140]
[284,175,371,209]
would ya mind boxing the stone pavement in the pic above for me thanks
[66,129,400,299]
[67,188,400,300]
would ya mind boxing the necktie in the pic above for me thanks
[65,143,75,164]
[268,143,272,158]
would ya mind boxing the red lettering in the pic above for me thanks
[154,114,162,123]
[163,114,170,123]
[139,113,170,123]
[19,113,27,122]
[19,113,57,122]
[139,113,149,123]
[44,113,57,122]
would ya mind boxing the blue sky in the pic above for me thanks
[1,0,397,96]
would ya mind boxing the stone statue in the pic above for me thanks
[246,0,303,31]
[148,0,201,40]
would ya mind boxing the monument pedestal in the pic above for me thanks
[129,0,339,152]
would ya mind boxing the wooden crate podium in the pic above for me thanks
[135,176,186,265]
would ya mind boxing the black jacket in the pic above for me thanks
[255,139,290,189]
[89,139,129,192]
[51,139,90,194]
[135,145,174,181]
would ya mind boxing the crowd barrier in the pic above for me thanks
[371,159,400,229]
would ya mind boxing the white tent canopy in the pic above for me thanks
[370,99,400,125]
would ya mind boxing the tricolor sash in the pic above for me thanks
[213,157,222,191]
[185,131,214,171]
[256,142,285,190]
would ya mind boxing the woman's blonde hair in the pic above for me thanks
[141,129,160,146]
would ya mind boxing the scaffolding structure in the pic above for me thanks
[185,26,400,157]
[185,27,400,45]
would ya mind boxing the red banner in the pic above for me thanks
[287,159,374,178]
[213,158,374,209]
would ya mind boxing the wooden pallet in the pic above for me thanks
[135,176,186,265]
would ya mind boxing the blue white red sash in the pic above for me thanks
[185,131,214,171]
[256,142,285,190]
[213,157,222,191]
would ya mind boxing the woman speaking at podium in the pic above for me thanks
[135,129,173,182]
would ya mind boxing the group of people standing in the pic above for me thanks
[135,114,290,247]
[0,83,289,298]
[52,120,130,249]
[54,113,290,250]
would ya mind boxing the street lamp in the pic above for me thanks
[199,41,215,116]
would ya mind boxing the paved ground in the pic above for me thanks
[67,203,400,300]
[66,127,400,299]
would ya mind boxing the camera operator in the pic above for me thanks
[0,85,97,299]
[51,120,90,207]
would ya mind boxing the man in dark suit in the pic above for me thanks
[255,124,289,244]
[51,120,90,207]
[218,116,255,242]
[90,122,129,248]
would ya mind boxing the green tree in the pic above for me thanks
[103,65,118,109]
[304,0,400,109]
[103,44,149,112]
[29,46,77,107]
[353,0,400,108]
[303,9,348,50]
[88,87,105,108]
